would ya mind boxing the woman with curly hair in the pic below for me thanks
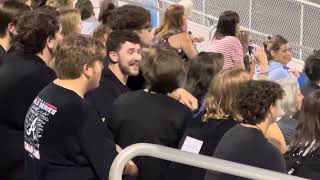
[205,80,286,180]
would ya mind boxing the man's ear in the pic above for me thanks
[46,37,54,50]
[109,51,119,63]
[83,64,93,80]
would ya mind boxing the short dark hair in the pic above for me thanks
[0,1,31,37]
[54,34,105,79]
[14,9,60,54]
[304,53,320,83]
[215,11,240,38]
[106,30,141,54]
[75,0,94,20]
[141,46,184,94]
[185,52,224,101]
[238,80,284,125]
[107,5,151,31]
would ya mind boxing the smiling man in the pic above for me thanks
[85,30,141,123]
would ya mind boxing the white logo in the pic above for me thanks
[26,117,38,140]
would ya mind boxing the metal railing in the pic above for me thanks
[109,143,308,180]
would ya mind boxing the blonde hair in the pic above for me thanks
[58,8,81,36]
[154,4,185,38]
[179,0,193,17]
[202,68,249,122]
[276,78,300,117]
[46,0,73,9]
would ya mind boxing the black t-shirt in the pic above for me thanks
[85,67,129,123]
[110,90,193,180]
[204,124,286,180]
[166,114,237,180]
[24,83,117,180]
[0,51,56,180]
[0,45,6,65]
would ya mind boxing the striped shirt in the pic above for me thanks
[206,36,244,69]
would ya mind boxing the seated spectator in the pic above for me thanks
[302,52,320,96]
[166,68,248,180]
[24,34,137,180]
[75,0,100,36]
[276,78,304,144]
[0,9,62,180]
[109,46,193,180]
[58,8,81,36]
[106,5,152,90]
[255,35,306,87]
[0,1,31,63]
[206,11,245,70]
[286,90,320,179]
[205,80,286,180]
[93,24,112,46]
[184,52,224,115]
[153,4,197,63]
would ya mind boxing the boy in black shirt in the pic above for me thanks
[0,9,61,180]
[24,35,137,180]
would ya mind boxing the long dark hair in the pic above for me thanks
[214,11,240,39]
[290,90,320,153]
[185,52,224,102]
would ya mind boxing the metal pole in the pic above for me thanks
[109,143,308,180]
[300,4,304,60]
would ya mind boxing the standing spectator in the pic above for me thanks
[0,9,62,180]
[110,46,193,180]
[75,0,101,36]
[58,8,82,36]
[286,90,320,179]
[302,52,320,96]
[24,34,137,180]
[205,80,286,180]
[276,78,303,144]
[206,11,244,70]
[153,4,197,62]
[0,1,31,64]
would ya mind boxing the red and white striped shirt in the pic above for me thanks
[206,36,244,70]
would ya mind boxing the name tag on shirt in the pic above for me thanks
[181,136,203,154]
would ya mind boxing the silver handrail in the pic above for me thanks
[109,143,308,180]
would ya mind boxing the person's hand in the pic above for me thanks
[288,68,300,79]
[192,36,205,43]
[168,88,198,111]
[253,46,268,67]
[115,144,139,176]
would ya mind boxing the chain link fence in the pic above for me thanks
[112,0,320,60]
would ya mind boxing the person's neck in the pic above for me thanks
[0,36,11,52]
[36,49,52,66]
[108,64,128,85]
[242,121,270,136]
[53,79,88,98]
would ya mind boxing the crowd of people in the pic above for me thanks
[0,0,319,180]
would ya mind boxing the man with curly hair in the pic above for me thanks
[0,9,62,180]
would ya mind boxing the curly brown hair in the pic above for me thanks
[237,80,284,125]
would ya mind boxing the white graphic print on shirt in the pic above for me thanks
[24,97,57,160]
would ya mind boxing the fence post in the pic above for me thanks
[249,0,253,29]
[300,4,304,60]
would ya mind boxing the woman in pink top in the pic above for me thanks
[206,11,244,69]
